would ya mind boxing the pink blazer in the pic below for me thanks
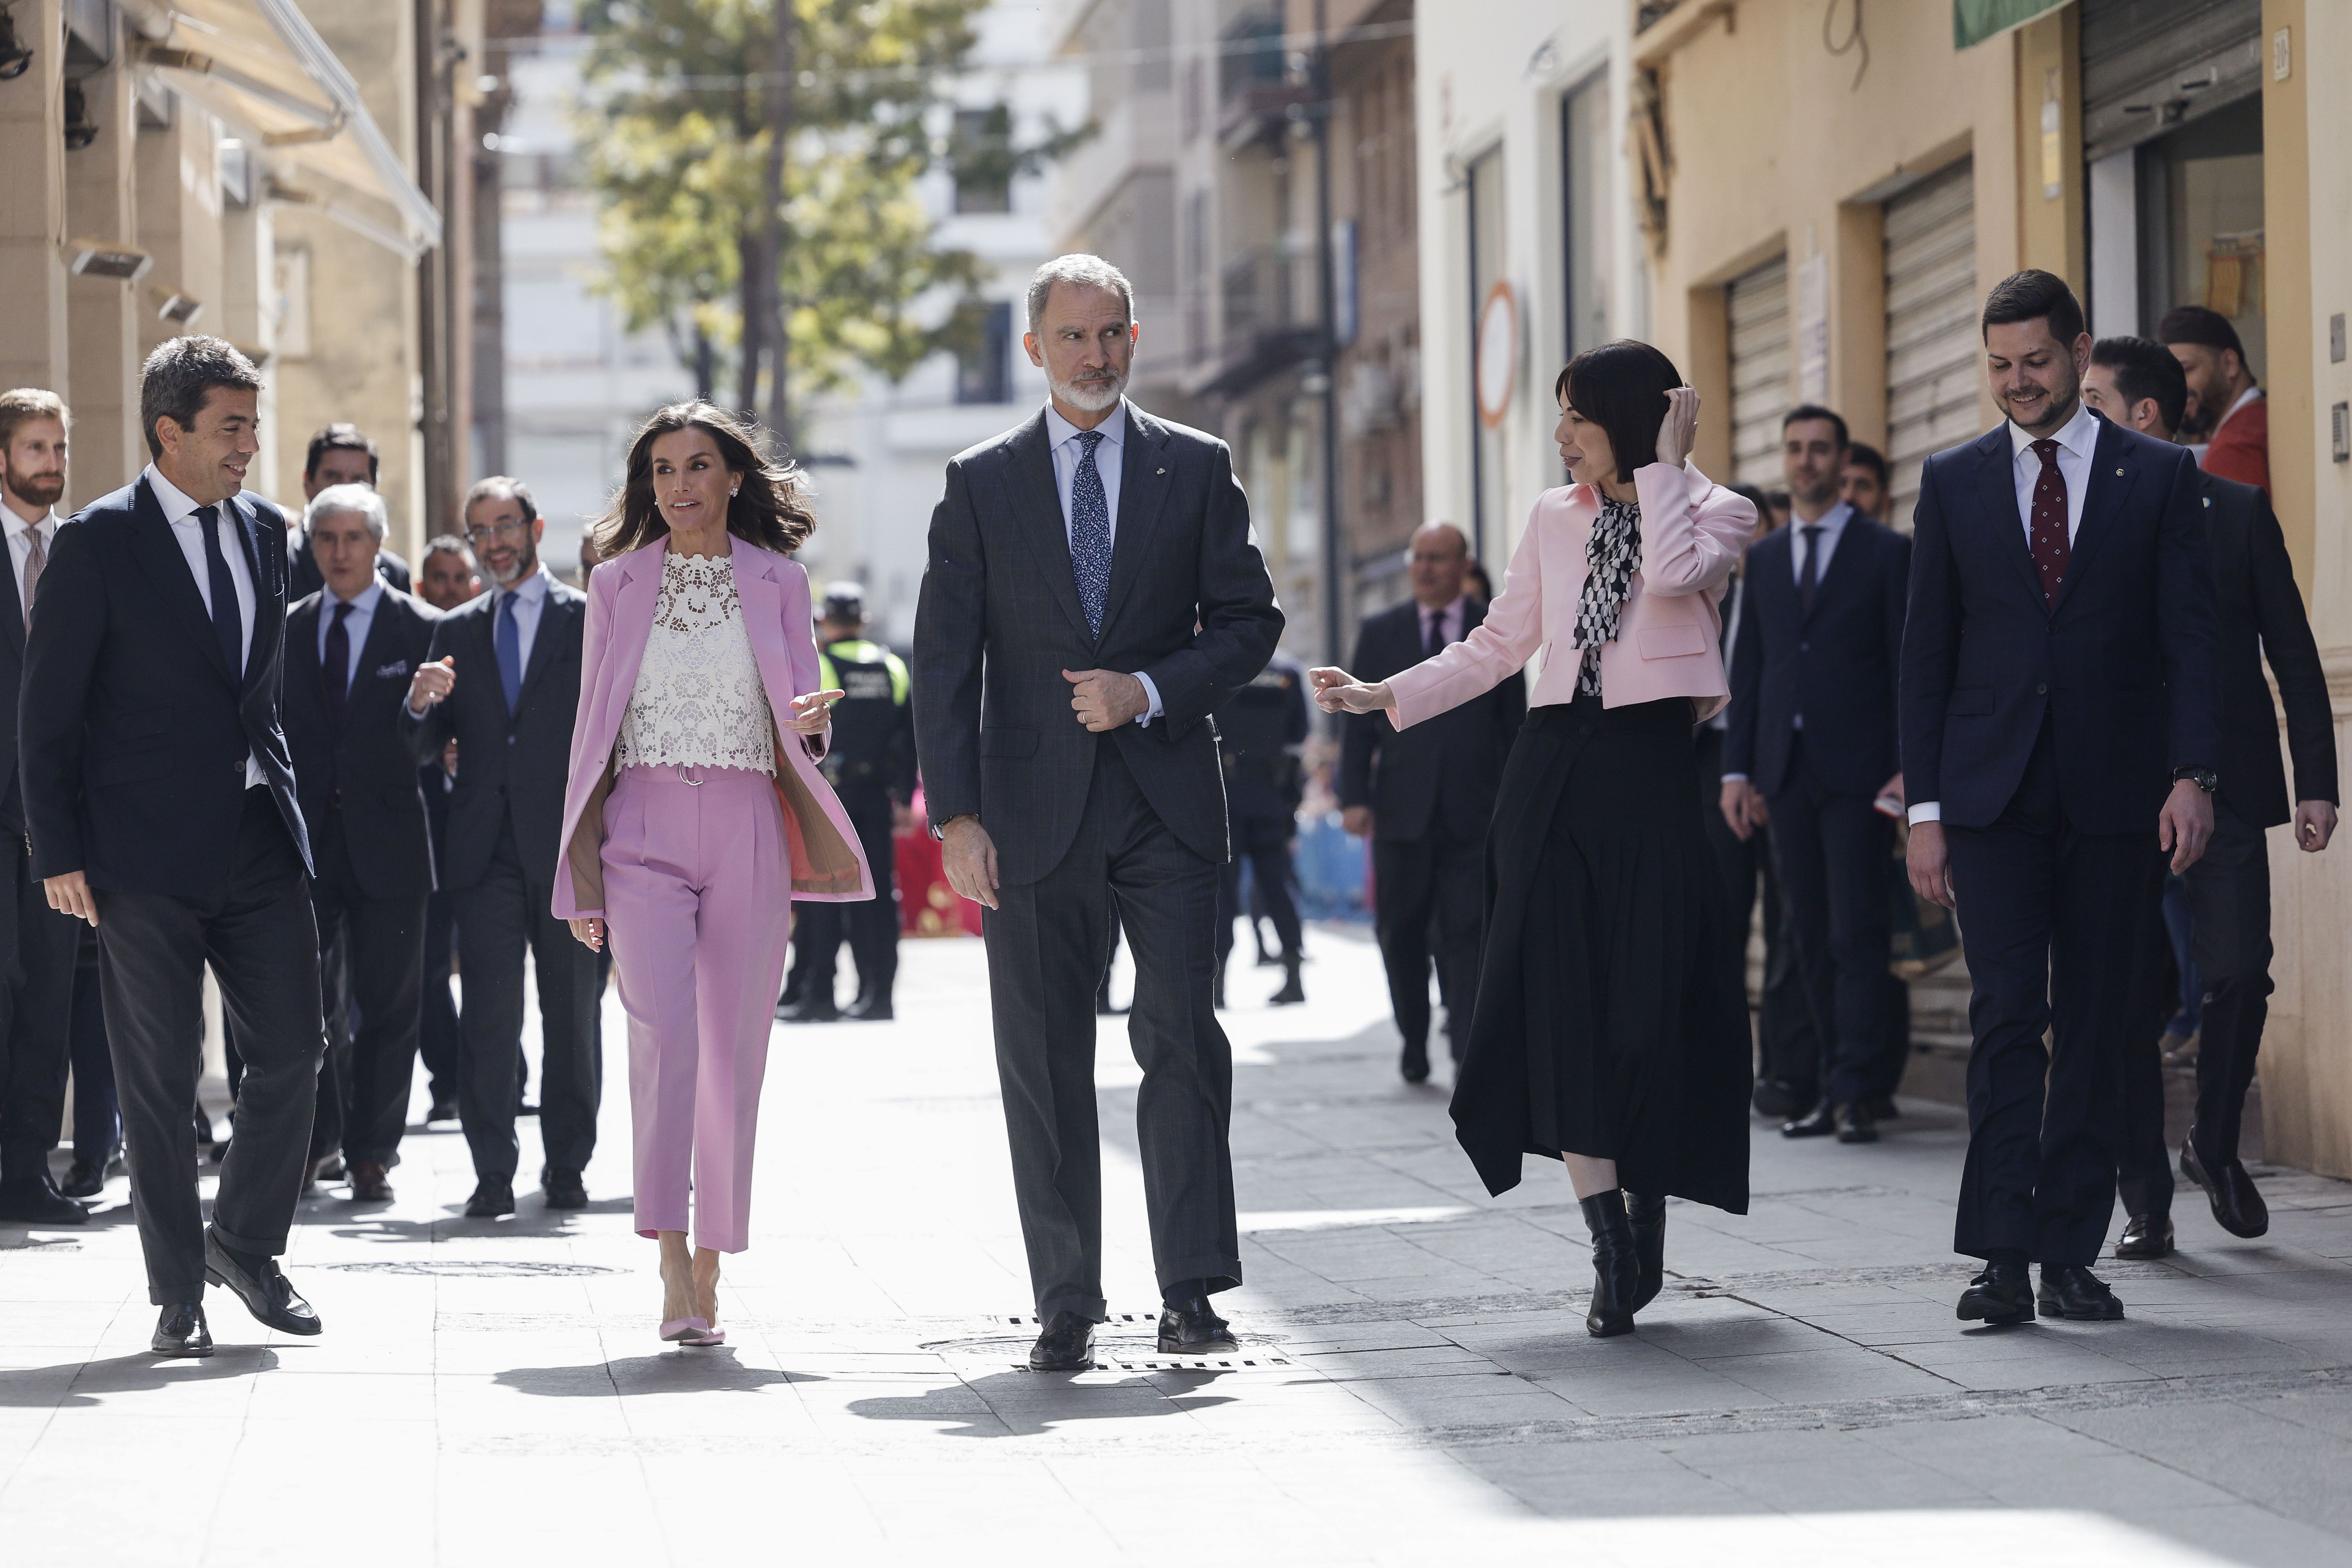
[552,532,876,920]
[1388,461,1755,730]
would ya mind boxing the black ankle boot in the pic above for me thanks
[1578,1190,1639,1337]
[1623,1191,1667,1312]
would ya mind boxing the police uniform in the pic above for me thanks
[779,633,915,1018]
[1215,652,1310,1003]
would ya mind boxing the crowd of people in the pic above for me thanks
[0,254,2334,1365]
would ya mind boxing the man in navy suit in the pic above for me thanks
[1902,272,2221,1326]
[22,337,327,1356]
[1722,405,1910,1145]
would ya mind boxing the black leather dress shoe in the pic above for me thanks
[1751,1078,1812,1120]
[842,994,895,1021]
[426,1093,459,1124]
[1029,1310,1096,1371]
[1956,1257,2034,1325]
[1781,1101,1838,1139]
[1835,1103,1879,1143]
[2038,1264,2124,1320]
[60,1160,109,1200]
[0,1172,89,1225]
[1267,964,1305,1005]
[778,995,838,1024]
[542,1169,588,1209]
[1400,1041,1430,1085]
[2115,1212,2174,1259]
[2181,1134,2269,1238]
[1158,1296,1240,1355]
[465,1178,516,1218]
[203,1228,322,1335]
[1864,1094,1901,1120]
[153,1302,214,1357]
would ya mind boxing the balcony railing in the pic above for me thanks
[1213,244,1318,392]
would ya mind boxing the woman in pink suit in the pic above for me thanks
[1312,341,1756,1339]
[555,402,873,1346]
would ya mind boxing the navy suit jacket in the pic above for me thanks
[286,586,442,901]
[1724,515,1909,799]
[1337,597,1525,843]
[1899,413,2222,833]
[21,475,312,896]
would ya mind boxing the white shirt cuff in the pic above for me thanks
[1132,670,1165,727]
[1720,773,1748,783]
[1907,802,1942,825]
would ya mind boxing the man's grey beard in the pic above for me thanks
[490,545,537,586]
[1050,368,1127,413]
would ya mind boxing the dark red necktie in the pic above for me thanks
[2028,438,2070,606]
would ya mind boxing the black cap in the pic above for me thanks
[821,582,866,622]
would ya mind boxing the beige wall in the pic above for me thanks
[64,64,144,508]
[0,0,72,401]
[2256,0,2352,1178]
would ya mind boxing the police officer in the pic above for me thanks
[779,584,915,1022]
[1215,650,1310,1007]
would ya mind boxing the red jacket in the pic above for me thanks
[2201,390,2269,494]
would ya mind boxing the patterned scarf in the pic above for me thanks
[1571,495,1641,696]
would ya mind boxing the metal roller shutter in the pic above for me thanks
[2081,0,2261,163]
[1884,160,1979,533]
[1726,256,1790,489]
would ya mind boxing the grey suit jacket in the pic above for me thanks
[913,401,1284,886]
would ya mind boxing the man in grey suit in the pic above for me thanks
[915,255,1283,1371]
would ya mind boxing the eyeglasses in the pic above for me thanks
[462,518,531,547]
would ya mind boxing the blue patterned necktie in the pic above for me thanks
[1069,428,1111,637]
[496,590,524,713]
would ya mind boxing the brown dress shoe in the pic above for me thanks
[348,1160,394,1202]
[2114,1212,2172,1259]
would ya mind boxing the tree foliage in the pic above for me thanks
[579,0,1079,434]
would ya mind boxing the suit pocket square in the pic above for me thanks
[375,659,411,679]
[1635,624,1707,659]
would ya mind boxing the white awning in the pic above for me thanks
[123,0,442,258]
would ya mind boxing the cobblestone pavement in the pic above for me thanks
[8,928,2352,1566]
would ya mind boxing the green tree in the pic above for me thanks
[580,0,1076,448]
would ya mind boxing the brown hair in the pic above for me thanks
[0,388,67,452]
[593,402,815,560]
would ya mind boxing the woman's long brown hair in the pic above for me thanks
[592,401,816,559]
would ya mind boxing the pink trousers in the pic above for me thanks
[601,766,794,1253]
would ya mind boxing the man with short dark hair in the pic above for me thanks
[22,336,327,1355]
[402,477,597,1219]
[2083,336,2337,1258]
[1840,441,1889,522]
[412,535,480,1123]
[1903,272,2220,1326]
[1339,521,1524,1083]
[1722,404,1910,1145]
[0,390,90,1225]
[2158,306,2267,495]
[285,485,441,1203]
[289,424,412,597]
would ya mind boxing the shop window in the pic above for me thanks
[955,301,1013,405]
[2136,93,2263,380]
[1559,73,1609,361]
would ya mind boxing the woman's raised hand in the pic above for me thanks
[1308,667,1395,715]
[784,689,843,735]
[1653,386,1700,470]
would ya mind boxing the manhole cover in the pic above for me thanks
[319,1259,620,1278]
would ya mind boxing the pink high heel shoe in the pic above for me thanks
[659,1316,724,1347]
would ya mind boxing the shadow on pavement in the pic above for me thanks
[847,1367,1237,1438]
[0,1348,281,1406]
[495,1352,823,1397]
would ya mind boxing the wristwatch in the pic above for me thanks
[2171,766,2219,794]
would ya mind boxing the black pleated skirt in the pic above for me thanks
[1448,692,1752,1213]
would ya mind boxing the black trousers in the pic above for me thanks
[1215,810,1303,972]
[784,787,900,1007]
[309,823,428,1165]
[452,815,601,1183]
[1694,728,1818,1094]
[1765,734,1895,1107]
[0,832,83,1179]
[982,742,1239,1319]
[1372,826,1484,1060]
[2116,848,2179,1220]
[68,928,116,1161]
[2183,801,2273,1164]
[1946,726,2158,1265]
[96,787,322,1303]
[417,887,459,1100]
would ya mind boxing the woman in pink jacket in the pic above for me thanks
[555,403,873,1346]
[1313,341,1756,1339]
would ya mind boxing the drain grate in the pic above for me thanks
[925,1312,1302,1374]
[319,1259,620,1278]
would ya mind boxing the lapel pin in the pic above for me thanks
[2115,468,2124,476]
[1156,467,1165,475]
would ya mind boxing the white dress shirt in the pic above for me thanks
[492,563,553,673]
[3,501,59,622]
[146,464,266,788]
[317,576,385,695]
[1908,403,2100,826]
[1042,398,1162,724]
[1787,500,1853,585]
[1413,594,1466,653]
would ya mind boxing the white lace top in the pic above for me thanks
[614,551,777,776]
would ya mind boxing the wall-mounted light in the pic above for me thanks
[65,240,153,282]
[63,81,98,150]
[0,6,33,82]
[151,288,205,326]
